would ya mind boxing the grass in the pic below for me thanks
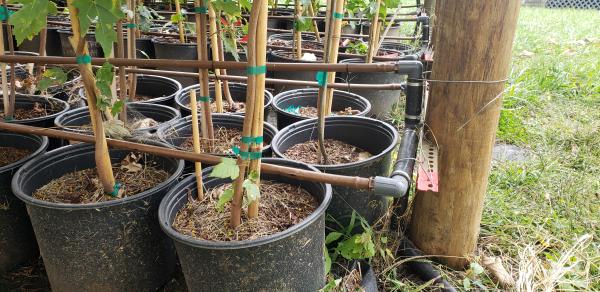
[379,6,600,291]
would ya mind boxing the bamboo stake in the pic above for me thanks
[116,20,128,122]
[0,18,11,119]
[365,0,382,63]
[293,0,302,60]
[215,16,235,109]
[37,23,47,78]
[194,0,214,142]
[324,0,344,114]
[207,3,223,113]
[2,0,15,118]
[307,1,321,42]
[189,90,205,200]
[174,0,185,43]
[66,0,115,194]
[127,0,138,115]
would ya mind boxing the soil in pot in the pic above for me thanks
[173,181,318,241]
[186,99,246,114]
[33,152,169,204]
[0,102,48,120]
[0,147,32,167]
[284,106,360,118]
[283,139,372,165]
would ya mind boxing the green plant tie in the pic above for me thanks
[109,182,122,197]
[196,96,211,102]
[241,136,264,145]
[232,146,262,160]
[246,65,267,75]
[126,23,137,29]
[194,6,208,14]
[333,12,344,19]
[75,55,92,65]
[316,71,328,87]
[0,7,13,21]
[3,116,13,122]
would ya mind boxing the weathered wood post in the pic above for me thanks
[409,0,521,269]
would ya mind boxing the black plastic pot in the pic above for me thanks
[58,30,104,57]
[1,94,69,149]
[272,116,398,226]
[362,21,403,38]
[123,37,156,59]
[77,74,181,106]
[152,39,200,87]
[158,158,332,291]
[17,27,64,56]
[223,50,248,76]
[380,42,418,56]
[268,32,318,43]
[11,143,185,291]
[273,88,371,130]
[54,102,181,138]
[339,58,405,119]
[175,82,273,117]
[0,132,48,273]
[268,50,320,94]
[1,23,16,51]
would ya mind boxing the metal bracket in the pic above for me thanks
[416,140,439,192]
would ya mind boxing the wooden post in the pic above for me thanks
[408,0,521,269]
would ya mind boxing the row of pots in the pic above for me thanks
[1,111,397,290]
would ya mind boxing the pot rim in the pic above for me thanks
[272,88,372,120]
[2,94,70,124]
[0,132,48,173]
[175,82,273,112]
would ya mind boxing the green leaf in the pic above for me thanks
[170,11,184,23]
[294,16,312,32]
[110,99,124,117]
[210,158,239,180]
[324,245,332,275]
[463,277,471,290]
[325,232,343,244]
[319,278,341,292]
[73,0,124,55]
[37,67,68,92]
[222,33,240,61]
[8,0,57,45]
[212,0,241,17]
[247,170,259,181]
[470,262,485,275]
[215,188,234,212]
[243,179,260,203]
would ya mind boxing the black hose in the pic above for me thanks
[400,238,457,292]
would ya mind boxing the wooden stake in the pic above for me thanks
[127,0,138,114]
[174,0,185,43]
[37,22,47,77]
[189,90,205,200]
[66,0,115,194]
[324,0,344,113]
[365,0,382,63]
[2,0,16,118]
[307,1,321,43]
[208,3,223,113]
[409,0,521,269]
[293,0,302,60]
[215,17,235,108]
[116,20,128,122]
[194,0,214,142]
[0,19,11,118]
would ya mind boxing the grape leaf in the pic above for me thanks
[73,0,124,55]
[243,179,260,203]
[8,0,57,45]
[215,188,234,212]
[210,158,239,180]
[221,33,240,61]
[294,16,313,32]
[37,68,68,92]
[212,0,241,17]
[110,99,124,117]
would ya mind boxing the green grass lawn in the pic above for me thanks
[381,6,599,291]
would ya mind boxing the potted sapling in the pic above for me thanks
[159,0,331,290]
[11,0,184,290]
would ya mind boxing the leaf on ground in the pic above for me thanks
[482,255,515,288]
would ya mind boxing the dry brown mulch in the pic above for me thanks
[283,139,372,165]
[187,100,246,114]
[0,147,32,167]
[296,106,360,118]
[179,126,242,155]
[173,181,318,242]
[0,102,49,120]
[33,153,169,204]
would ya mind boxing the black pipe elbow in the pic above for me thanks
[416,16,431,47]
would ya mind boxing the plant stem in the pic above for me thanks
[66,0,115,194]
[189,90,205,200]
[195,0,215,145]
[36,22,47,79]
[208,3,223,113]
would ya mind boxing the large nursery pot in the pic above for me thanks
[158,158,332,291]
[156,114,278,173]
[272,116,399,226]
[153,39,200,87]
[273,88,371,129]
[17,27,63,56]
[268,32,318,43]
[77,74,181,106]
[339,58,404,119]
[0,132,48,273]
[54,102,181,138]
[175,82,273,117]
[58,30,103,57]
[1,94,69,150]
[361,21,404,38]
[268,50,321,94]
[11,143,185,291]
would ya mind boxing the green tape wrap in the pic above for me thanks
[0,7,13,21]
[3,116,13,122]
[246,65,267,75]
[232,146,262,160]
[333,12,344,19]
[316,71,328,87]
[109,182,122,197]
[76,55,92,65]
[194,6,208,14]
[196,96,211,102]
[126,23,137,28]
[241,136,264,144]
